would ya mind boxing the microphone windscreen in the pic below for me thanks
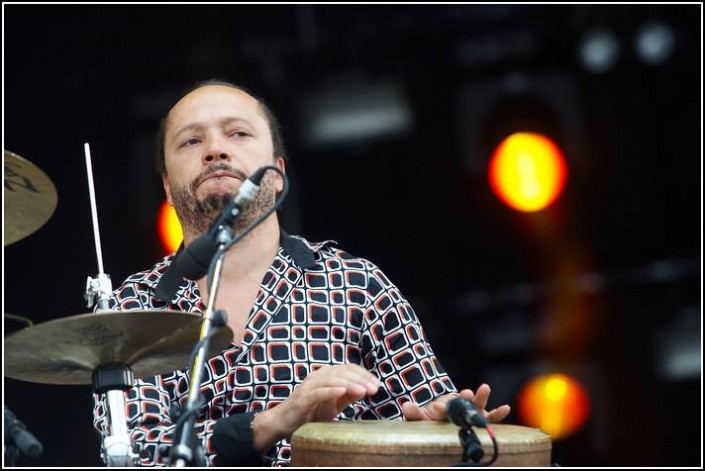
[446,397,488,428]
[177,234,217,280]
[446,397,469,427]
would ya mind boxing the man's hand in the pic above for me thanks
[252,364,380,452]
[401,384,511,423]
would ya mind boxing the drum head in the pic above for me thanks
[291,421,551,467]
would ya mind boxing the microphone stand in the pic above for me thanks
[169,223,234,467]
[4,406,43,466]
[168,166,286,466]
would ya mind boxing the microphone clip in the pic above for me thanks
[455,426,485,466]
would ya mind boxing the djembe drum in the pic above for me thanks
[291,421,551,467]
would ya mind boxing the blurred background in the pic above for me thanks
[3,4,701,467]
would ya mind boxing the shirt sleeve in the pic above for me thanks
[212,412,263,466]
[357,263,457,419]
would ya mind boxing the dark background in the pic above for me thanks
[3,4,701,467]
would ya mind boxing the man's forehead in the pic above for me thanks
[166,86,265,131]
[171,86,258,113]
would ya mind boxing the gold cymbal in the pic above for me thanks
[4,310,234,385]
[4,150,58,245]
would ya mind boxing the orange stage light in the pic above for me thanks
[157,200,183,254]
[517,373,590,440]
[488,132,567,212]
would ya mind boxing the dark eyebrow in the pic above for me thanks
[172,117,255,142]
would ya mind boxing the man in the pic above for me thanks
[92,80,510,466]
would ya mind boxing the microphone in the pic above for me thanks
[176,167,268,280]
[446,397,489,428]
[4,406,44,458]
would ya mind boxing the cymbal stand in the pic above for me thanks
[82,143,135,466]
[93,366,139,466]
[83,143,112,312]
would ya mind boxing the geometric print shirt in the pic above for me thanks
[92,233,456,466]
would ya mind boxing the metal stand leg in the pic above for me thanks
[93,366,138,467]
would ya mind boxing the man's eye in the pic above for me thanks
[230,131,249,138]
[183,138,200,146]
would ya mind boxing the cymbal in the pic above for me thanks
[4,310,234,385]
[4,150,58,245]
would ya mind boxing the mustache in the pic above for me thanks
[190,164,248,193]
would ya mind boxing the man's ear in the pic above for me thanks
[162,174,173,206]
[274,157,286,193]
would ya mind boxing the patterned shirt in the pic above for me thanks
[92,233,456,466]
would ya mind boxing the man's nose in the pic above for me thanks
[202,137,232,164]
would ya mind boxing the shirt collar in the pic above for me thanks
[154,229,315,303]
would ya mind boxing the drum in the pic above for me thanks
[291,421,551,467]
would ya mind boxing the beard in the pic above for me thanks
[170,163,278,236]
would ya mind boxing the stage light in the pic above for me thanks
[635,22,676,66]
[488,132,567,212]
[579,29,620,74]
[303,80,412,147]
[517,373,590,440]
[157,199,182,254]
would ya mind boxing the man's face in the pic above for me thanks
[162,85,284,235]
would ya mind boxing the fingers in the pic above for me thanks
[307,364,381,397]
[290,364,381,420]
[304,385,349,404]
[471,383,491,411]
[260,385,344,442]
[466,384,511,423]
[291,365,378,404]
[401,401,425,421]
[487,404,511,423]
[402,400,443,421]
[261,364,384,443]
[403,392,458,422]
[430,384,511,424]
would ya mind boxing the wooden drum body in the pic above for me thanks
[291,421,551,467]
